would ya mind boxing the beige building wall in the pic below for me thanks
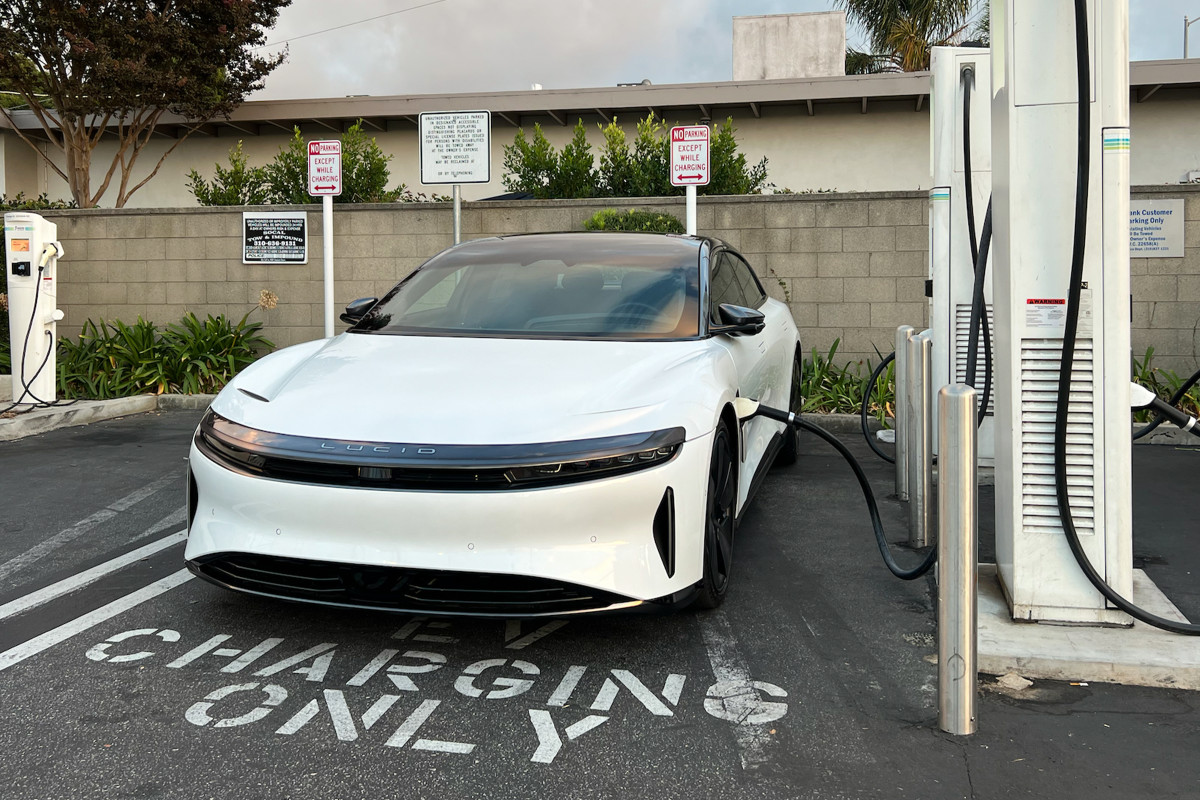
[35,187,1200,374]
[7,87,1195,210]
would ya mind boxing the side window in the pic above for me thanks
[708,253,749,322]
[730,254,767,308]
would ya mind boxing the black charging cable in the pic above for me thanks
[760,402,934,580]
[1055,0,1200,635]
[1132,364,1200,440]
[861,65,996,460]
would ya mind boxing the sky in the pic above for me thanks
[252,1,1200,100]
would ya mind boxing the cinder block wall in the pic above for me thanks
[42,185,1199,373]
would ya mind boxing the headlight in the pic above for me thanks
[195,410,684,490]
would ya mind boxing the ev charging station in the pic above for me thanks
[929,46,995,465]
[991,0,1133,625]
[4,211,65,406]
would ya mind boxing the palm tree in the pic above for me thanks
[837,0,987,73]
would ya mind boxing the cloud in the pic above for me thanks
[255,0,1186,102]
[255,0,818,99]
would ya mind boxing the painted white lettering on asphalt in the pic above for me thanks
[0,531,187,622]
[454,658,539,700]
[275,689,400,741]
[253,643,337,680]
[392,617,458,644]
[698,609,787,769]
[0,473,179,583]
[221,638,285,673]
[504,620,568,650]
[86,627,179,663]
[386,650,447,691]
[528,709,609,764]
[0,569,192,673]
[185,682,288,728]
[384,699,475,753]
[346,649,399,687]
[546,664,588,707]
[704,680,789,725]
[589,669,683,716]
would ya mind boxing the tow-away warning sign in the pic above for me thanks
[670,126,710,187]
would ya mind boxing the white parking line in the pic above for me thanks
[0,530,187,622]
[0,569,193,672]
[131,506,188,543]
[698,609,776,770]
[0,473,179,583]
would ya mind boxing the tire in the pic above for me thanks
[774,348,803,467]
[693,419,737,610]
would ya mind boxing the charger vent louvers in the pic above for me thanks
[954,303,996,416]
[1019,338,1095,536]
[652,488,676,578]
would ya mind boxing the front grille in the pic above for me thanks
[190,553,634,615]
[194,411,683,492]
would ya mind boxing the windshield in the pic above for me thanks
[353,235,702,340]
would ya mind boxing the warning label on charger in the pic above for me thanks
[1025,290,1092,336]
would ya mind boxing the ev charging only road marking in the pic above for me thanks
[0,472,179,583]
[53,612,791,768]
[698,609,790,770]
[0,569,193,672]
[0,529,187,621]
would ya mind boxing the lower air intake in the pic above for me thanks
[190,553,631,615]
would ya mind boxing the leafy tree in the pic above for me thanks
[552,121,595,199]
[0,0,290,208]
[836,0,984,72]
[505,113,768,200]
[705,119,768,196]
[186,141,270,206]
[262,121,404,204]
[502,123,560,198]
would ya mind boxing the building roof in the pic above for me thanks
[2,59,1198,138]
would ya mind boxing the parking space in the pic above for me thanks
[2,411,1199,799]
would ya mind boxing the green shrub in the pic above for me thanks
[57,310,274,399]
[186,140,270,206]
[262,121,405,205]
[502,113,769,199]
[583,208,685,234]
[1132,347,1200,422]
[801,339,894,424]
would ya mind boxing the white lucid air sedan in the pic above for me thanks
[186,232,801,615]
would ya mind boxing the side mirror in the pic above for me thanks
[714,303,766,336]
[340,297,378,325]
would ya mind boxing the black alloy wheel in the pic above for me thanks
[694,419,737,609]
[775,348,803,466]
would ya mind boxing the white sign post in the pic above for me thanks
[670,125,711,236]
[419,111,491,245]
[308,140,342,337]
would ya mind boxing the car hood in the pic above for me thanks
[214,333,733,445]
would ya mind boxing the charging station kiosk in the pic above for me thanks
[992,0,1133,625]
[4,211,65,405]
[929,45,994,464]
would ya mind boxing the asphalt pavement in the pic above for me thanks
[0,409,1197,800]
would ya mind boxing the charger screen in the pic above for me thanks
[11,239,29,252]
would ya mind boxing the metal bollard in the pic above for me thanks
[895,325,914,500]
[906,330,934,548]
[937,384,978,736]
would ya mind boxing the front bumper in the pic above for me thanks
[184,430,712,615]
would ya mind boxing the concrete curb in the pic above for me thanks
[978,564,1200,690]
[0,393,216,442]
[0,395,158,441]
